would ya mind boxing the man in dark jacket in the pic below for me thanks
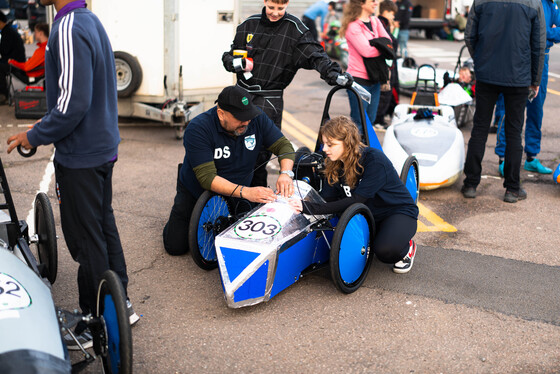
[7,0,138,349]
[462,0,546,203]
[222,0,351,187]
[0,11,25,100]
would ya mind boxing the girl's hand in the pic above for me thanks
[287,198,302,213]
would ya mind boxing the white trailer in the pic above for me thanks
[87,0,239,138]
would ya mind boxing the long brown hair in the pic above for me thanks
[320,116,365,188]
[341,0,365,37]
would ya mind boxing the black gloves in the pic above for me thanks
[326,71,353,87]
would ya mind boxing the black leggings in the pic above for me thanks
[372,214,417,264]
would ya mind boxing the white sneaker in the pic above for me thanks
[63,329,93,351]
[393,240,417,274]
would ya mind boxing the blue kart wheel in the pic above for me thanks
[189,191,232,270]
[330,203,375,294]
[94,270,132,374]
[400,156,420,204]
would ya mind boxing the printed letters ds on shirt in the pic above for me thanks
[214,146,231,159]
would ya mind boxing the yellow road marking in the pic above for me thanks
[282,112,316,150]
[282,110,458,233]
[282,111,319,140]
[417,202,457,232]
[547,88,560,95]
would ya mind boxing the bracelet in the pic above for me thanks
[239,185,244,199]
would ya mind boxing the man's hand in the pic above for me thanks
[244,186,277,204]
[276,173,294,198]
[7,131,32,154]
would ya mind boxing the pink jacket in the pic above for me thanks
[345,17,391,80]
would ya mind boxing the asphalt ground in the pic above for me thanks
[1,38,559,373]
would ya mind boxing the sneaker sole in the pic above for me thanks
[129,312,140,326]
[393,262,413,274]
[66,341,93,351]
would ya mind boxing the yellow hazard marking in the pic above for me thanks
[281,111,316,150]
[282,110,458,232]
[417,202,457,232]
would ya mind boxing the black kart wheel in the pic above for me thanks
[189,191,232,270]
[34,192,57,284]
[94,270,133,374]
[17,145,37,158]
[114,51,142,98]
[330,203,375,294]
[400,156,420,204]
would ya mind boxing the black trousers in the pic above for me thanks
[373,214,417,263]
[302,15,319,42]
[249,93,284,187]
[162,174,197,256]
[463,81,527,192]
[55,160,129,315]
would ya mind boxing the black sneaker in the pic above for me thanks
[504,188,527,203]
[461,185,477,199]
[393,240,417,274]
[127,299,139,326]
[63,328,93,351]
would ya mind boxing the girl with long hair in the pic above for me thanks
[290,116,419,273]
[342,0,391,129]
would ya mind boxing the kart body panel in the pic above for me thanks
[383,104,465,190]
[215,181,332,308]
[0,249,70,373]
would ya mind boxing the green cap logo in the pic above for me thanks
[242,97,249,105]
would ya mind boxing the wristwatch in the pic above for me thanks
[280,170,294,179]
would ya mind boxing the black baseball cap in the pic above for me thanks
[215,86,261,122]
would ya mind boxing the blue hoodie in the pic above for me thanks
[27,7,119,169]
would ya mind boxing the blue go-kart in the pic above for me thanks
[188,86,419,308]
[0,156,132,374]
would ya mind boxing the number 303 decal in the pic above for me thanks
[234,215,282,240]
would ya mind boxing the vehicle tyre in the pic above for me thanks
[94,270,133,374]
[330,203,375,294]
[189,191,232,270]
[17,146,37,158]
[453,104,469,128]
[114,51,142,98]
[400,156,420,204]
[34,192,57,284]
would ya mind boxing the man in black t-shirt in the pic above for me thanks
[163,86,296,256]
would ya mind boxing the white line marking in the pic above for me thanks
[26,150,55,234]
[548,72,560,79]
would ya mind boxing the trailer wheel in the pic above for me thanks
[114,51,142,98]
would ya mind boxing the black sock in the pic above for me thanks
[527,156,534,162]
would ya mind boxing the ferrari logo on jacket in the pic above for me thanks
[247,34,254,43]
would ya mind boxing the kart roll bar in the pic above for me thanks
[316,84,383,153]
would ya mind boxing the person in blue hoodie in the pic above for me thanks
[7,0,138,349]
[494,0,560,177]
[302,0,337,42]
